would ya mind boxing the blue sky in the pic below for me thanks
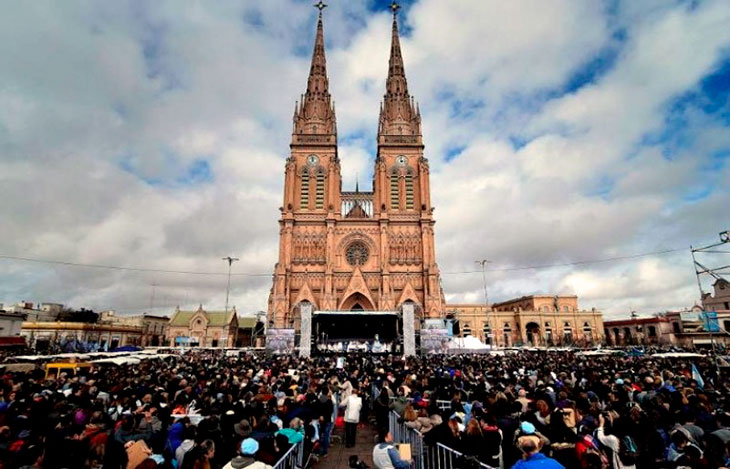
[0,0,729,318]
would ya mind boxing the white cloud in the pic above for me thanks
[0,0,728,318]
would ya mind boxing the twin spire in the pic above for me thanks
[292,4,336,141]
[293,2,421,145]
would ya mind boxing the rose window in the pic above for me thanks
[346,241,369,266]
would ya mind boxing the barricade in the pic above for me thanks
[388,411,426,469]
[388,396,454,411]
[429,443,495,469]
[272,439,304,469]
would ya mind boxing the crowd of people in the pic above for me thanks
[0,348,727,469]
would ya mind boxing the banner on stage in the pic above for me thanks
[420,328,449,353]
[265,328,295,354]
[423,319,447,330]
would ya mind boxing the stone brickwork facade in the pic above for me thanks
[268,10,445,329]
[448,296,604,347]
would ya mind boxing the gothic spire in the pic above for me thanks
[293,3,336,142]
[378,2,421,144]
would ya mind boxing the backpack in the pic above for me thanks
[618,435,638,466]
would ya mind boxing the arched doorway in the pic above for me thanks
[526,322,540,346]
[340,293,375,311]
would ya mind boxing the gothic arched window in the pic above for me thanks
[315,168,325,209]
[405,169,414,209]
[390,169,399,209]
[346,241,369,266]
[300,168,310,209]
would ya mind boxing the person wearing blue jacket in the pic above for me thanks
[512,434,565,469]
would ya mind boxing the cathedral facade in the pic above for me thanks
[267,8,445,330]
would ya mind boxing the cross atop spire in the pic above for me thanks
[390,1,400,16]
[292,5,337,142]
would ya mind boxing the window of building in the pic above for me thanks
[482,323,492,345]
[300,168,310,208]
[390,170,399,209]
[544,322,553,344]
[405,170,414,209]
[563,305,569,312]
[462,323,472,337]
[673,322,681,334]
[346,241,369,266]
[315,169,325,209]
[583,322,592,342]
[648,326,657,337]
[563,321,573,342]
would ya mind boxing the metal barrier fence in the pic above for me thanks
[272,439,304,469]
[429,443,496,469]
[389,411,497,469]
[388,396,454,411]
[388,410,427,469]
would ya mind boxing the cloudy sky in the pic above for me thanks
[1,0,729,319]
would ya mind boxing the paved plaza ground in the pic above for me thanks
[313,421,377,468]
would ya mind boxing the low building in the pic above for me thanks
[3,302,60,322]
[603,315,677,345]
[167,305,239,347]
[0,307,28,349]
[100,311,169,346]
[605,306,730,348]
[447,295,604,347]
[21,322,144,352]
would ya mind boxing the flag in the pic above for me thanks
[691,363,704,389]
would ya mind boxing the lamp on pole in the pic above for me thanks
[475,259,491,344]
[222,256,239,313]
[475,260,491,307]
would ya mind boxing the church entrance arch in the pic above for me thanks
[340,292,375,311]
[526,322,541,346]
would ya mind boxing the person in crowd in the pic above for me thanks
[316,387,333,456]
[222,437,272,469]
[372,429,411,469]
[513,433,565,469]
[181,439,215,469]
[0,345,727,469]
[344,388,363,448]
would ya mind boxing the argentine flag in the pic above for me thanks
[691,363,704,389]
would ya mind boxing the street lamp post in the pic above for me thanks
[475,260,491,307]
[475,259,491,344]
[222,256,239,313]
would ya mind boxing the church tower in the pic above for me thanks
[268,3,444,333]
[372,3,443,316]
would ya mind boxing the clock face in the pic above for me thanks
[396,155,407,166]
[307,154,319,166]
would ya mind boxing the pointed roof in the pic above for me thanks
[169,306,236,327]
[338,267,377,310]
[293,280,318,310]
[397,281,420,308]
[293,9,337,143]
[378,8,421,144]
[345,202,368,218]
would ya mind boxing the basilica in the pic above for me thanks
[266,5,604,352]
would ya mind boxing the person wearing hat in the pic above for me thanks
[222,438,272,469]
[234,419,252,439]
[512,429,564,469]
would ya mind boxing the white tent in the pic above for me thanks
[446,335,490,350]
